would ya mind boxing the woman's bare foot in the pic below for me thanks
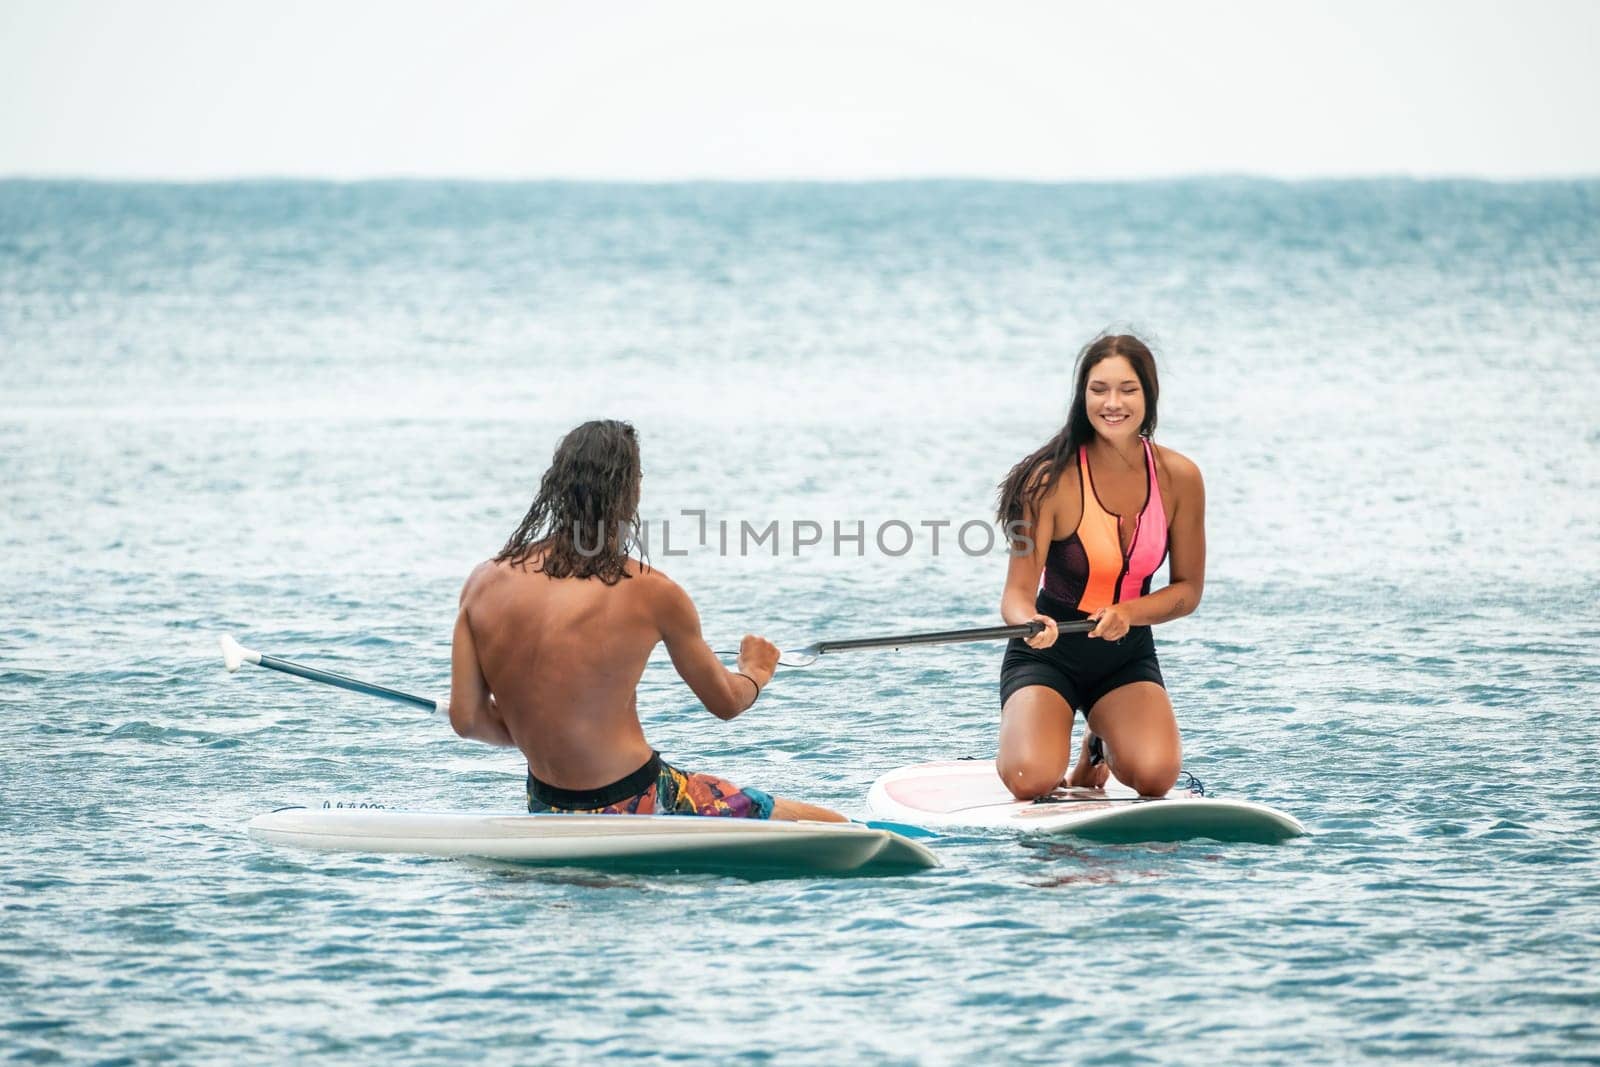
[1063,731,1110,789]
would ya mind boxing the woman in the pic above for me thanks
[994,334,1206,799]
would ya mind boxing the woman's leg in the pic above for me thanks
[996,685,1076,800]
[1076,681,1182,797]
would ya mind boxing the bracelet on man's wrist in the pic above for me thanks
[735,671,762,705]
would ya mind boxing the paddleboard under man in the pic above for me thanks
[447,419,846,822]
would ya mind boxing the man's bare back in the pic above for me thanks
[450,554,680,788]
[447,552,845,822]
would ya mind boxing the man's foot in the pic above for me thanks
[1063,731,1110,789]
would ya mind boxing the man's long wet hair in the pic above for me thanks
[995,334,1160,528]
[496,419,644,585]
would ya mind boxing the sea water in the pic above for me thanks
[2,180,1598,1064]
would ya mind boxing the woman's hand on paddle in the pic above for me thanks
[1024,614,1059,649]
[736,634,779,688]
[1088,606,1131,641]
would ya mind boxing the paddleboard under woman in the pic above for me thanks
[994,333,1206,799]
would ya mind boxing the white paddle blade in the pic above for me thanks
[219,634,259,673]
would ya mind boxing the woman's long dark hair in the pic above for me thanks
[995,333,1160,528]
[496,419,644,585]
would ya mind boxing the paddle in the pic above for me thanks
[740,619,1096,668]
[219,635,445,716]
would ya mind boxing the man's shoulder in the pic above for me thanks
[631,563,705,627]
[467,557,504,585]
[629,560,684,599]
[460,558,510,604]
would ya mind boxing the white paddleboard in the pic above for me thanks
[868,760,1305,844]
[247,806,940,876]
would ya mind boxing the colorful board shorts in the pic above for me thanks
[526,751,775,819]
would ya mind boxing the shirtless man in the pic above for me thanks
[447,419,845,822]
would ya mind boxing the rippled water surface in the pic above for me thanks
[3,180,1599,1064]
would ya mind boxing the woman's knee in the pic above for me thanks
[1115,757,1181,797]
[996,757,1063,800]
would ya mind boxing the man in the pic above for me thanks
[447,419,845,822]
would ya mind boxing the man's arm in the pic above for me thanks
[448,602,516,747]
[654,576,769,721]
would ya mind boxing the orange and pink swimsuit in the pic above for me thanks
[1041,437,1169,612]
[999,437,1170,717]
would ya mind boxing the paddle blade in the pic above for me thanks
[219,634,254,673]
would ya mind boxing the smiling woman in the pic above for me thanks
[993,333,1207,801]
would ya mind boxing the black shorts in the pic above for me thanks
[999,591,1165,722]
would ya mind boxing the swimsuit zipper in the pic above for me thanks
[1111,447,1150,589]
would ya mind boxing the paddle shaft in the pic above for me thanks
[240,620,1096,708]
[812,619,1094,656]
[253,652,442,715]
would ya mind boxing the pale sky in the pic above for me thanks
[2,0,1596,180]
